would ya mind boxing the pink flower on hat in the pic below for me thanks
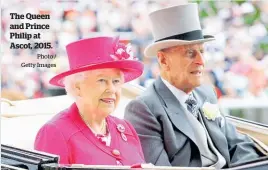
[110,43,137,61]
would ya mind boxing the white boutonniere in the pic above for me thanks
[202,102,225,127]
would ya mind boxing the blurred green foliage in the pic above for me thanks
[190,0,267,53]
[243,6,261,26]
[234,0,247,5]
[230,109,245,119]
[260,43,268,53]
[191,0,262,26]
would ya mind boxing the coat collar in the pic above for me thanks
[154,78,199,147]
[161,77,190,108]
[67,103,122,159]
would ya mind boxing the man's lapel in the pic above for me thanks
[193,89,230,164]
[154,78,198,147]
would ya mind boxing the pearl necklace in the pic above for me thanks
[79,113,107,135]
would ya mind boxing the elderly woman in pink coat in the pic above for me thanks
[34,36,145,165]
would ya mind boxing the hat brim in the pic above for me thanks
[49,60,144,87]
[144,36,215,57]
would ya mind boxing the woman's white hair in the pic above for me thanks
[63,72,87,100]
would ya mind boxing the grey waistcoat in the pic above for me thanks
[184,109,226,169]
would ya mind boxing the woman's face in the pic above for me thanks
[78,68,123,116]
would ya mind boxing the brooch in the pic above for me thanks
[117,124,127,142]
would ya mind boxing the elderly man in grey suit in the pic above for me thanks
[124,3,263,169]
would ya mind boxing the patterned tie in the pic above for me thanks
[185,94,199,118]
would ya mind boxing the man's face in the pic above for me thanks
[158,43,205,93]
[78,68,123,116]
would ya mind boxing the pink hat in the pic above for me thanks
[49,36,144,87]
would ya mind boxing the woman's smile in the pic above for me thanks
[100,98,115,104]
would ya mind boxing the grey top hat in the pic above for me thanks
[144,3,215,57]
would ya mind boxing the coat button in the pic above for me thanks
[112,149,120,156]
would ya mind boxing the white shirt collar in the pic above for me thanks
[161,77,191,109]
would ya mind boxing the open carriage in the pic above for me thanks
[1,83,268,170]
